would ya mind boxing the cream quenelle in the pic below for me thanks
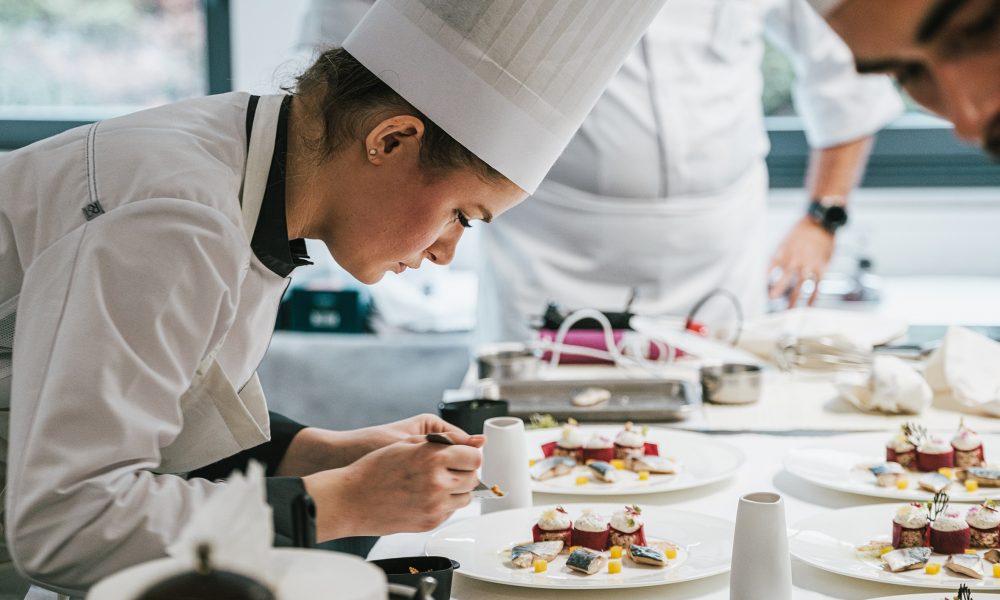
[610,507,644,534]
[537,508,572,531]
[574,510,609,532]
[967,505,1000,530]
[932,511,969,532]
[893,504,929,529]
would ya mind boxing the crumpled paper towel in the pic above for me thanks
[836,354,932,415]
[924,326,1000,417]
[166,460,274,583]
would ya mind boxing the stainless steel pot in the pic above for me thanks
[700,363,763,405]
[476,345,539,381]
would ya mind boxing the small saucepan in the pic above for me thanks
[700,363,763,405]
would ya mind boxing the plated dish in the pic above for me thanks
[867,585,984,599]
[785,423,1000,501]
[790,501,1000,590]
[424,503,733,590]
[526,422,744,496]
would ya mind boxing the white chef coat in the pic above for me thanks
[476,0,905,342]
[0,93,295,594]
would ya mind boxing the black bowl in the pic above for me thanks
[437,399,508,435]
[370,556,459,600]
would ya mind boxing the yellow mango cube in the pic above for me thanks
[666,548,678,560]
[610,459,626,470]
[993,563,1000,578]
[575,476,589,486]
[896,478,909,490]
[534,559,548,573]
[638,471,650,481]
[608,560,622,574]
[880,546,893,556]
[528,458,537,467]
[610,545,623,559]
[938,467,954,479]
[967,480,980,492]
[925,563,941,575]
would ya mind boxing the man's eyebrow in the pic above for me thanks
[917,0,971,43]
[477,205,493,224]
[855,58,902,74]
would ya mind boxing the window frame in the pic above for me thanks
[766,115,998,189]
[0,0,232,151]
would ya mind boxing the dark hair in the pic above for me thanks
[290,47,506,184]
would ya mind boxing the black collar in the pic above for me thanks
[245,95,312,278]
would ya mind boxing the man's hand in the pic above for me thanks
[303,437,483,540]
[768,216,835,307]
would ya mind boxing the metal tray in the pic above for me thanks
[485,378,701,422]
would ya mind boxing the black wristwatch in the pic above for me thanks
[807,197,848,234]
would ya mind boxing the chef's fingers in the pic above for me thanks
[769,266,796,300]
[445,431,487,448]
[433,444,483,472]
[441,469,481,494]
[806,267,825,306]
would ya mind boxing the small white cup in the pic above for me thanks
[479,417,532,515]
[730,492,792,600]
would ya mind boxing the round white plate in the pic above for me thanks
[526,426,745,496]
[785,432,1000,501]
[790,503,1000,590]
[425,503,733,590]
[87,548,386,600]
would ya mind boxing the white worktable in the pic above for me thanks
[369,432,977,599]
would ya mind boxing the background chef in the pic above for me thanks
[809,0,999,164]
[301,0,904,343]
[0,0,665,596]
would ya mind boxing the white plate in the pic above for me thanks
[425,503,732,590]
[784,432,1000,501]
[87,548,386,600]
[790,503,1000,590]
[526,426,745,496]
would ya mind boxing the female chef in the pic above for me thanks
[0,0,664,595]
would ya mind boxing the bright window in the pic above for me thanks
[0,0,230,149]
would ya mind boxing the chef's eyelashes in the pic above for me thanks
[455,210,472,228]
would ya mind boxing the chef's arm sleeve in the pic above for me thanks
[6,199,252,595]
[187,412,314,547]
[764,0,905,148]
[188,412,307,479]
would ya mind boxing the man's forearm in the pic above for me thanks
[805,136,874,202]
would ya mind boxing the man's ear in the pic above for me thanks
[365,115,424,163]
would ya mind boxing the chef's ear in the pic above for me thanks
[364,115,424,164]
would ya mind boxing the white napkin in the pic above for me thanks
[924,326,1000,417]
[166,461,274,583]
[836,355,932,415]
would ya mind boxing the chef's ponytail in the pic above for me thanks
[290,47,506,185]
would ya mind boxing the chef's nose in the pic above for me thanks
[426,226,462,265]
[934,61,996,144]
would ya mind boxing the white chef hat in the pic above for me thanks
[343,0,666,193]
[806,0,846,16]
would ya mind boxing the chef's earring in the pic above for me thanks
[368,148,377,157]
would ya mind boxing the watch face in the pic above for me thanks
[825,205,848,227]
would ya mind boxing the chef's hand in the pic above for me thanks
[303,437,483,540]
[274,415,484,477]
[768,216,835,307]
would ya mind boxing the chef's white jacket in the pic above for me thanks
[0,93,309,595]
[476,0,906,342]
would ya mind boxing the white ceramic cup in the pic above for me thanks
[730,492,792,600]
[479,416,532,515]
